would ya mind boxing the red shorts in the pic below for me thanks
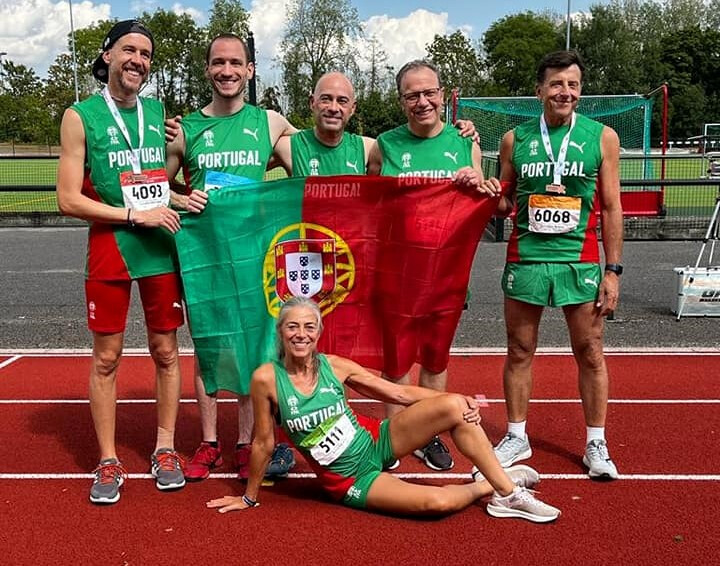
[382,310,462,379]
[85,273,184,333]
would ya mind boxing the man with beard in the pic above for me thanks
[57,20,186,504]
[481,50,623,480]
[166,33,297,483]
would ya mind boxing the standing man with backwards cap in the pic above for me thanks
[165,33,298,483]
[367,60,501,472]
[482,50,622,480]
[57,20,186,504]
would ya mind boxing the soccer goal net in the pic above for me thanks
[452,94,653,156]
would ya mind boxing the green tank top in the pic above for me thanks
[181,104,272,190]
[378,123,473,177]
[73,94,177,280]
[508,113,604,263]
[291,129,365,175]
[274,354,373,477]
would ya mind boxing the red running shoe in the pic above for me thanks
[185,442,223,482]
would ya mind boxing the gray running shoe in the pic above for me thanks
[472,464,540,489]
[150,448,186,491]
[487,487,561,523]
[493,432,532,467]
[583,439,619,480]
[89,458,127,505]
[413,436,454,470]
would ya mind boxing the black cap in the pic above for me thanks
[92,20,155,83]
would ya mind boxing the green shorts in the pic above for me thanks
[502,262,602,307]
[342,419,395,510]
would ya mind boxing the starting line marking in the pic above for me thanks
[2,347,720,357]
[0,472,718,481]
[1,398,718,405]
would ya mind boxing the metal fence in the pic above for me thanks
[2,154,719,239]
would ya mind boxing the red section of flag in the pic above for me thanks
[301,176,499,375]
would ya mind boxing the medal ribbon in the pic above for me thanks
[102,87,144,174]
[539,111,575,186]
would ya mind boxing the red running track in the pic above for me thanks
[0,353,718,565]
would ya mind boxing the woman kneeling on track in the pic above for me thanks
[207,297,561,522]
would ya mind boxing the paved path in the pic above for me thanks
[1,227,718,349]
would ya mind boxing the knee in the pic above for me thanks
[150,343,179,370]
[92,349,121,379]
[506,336,536,366]
[573,338,605,371]
[439,393,468,422]
[421,490,457,515]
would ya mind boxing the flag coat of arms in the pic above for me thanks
[176,175,499,394]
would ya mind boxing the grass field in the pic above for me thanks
[0,156,717,216]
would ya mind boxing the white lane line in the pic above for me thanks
[1,398,718,405]
[0,355,22,370]
[2,347,720,356]
[0,472,718,481]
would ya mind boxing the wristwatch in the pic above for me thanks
[605,263,623,276]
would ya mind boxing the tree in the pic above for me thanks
[426,31,484,96]
[482,12,563,95]
[258,85,283,113]
[0,61,51,142]
[279,0,362,119]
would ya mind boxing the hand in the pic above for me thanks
[131,206,181,233]
[453,167,482,191]
[206,495,254,513]
[596,272,620,316]
[477,177,503,197]
[462,395,482,425]
[454,119,480,144]
[165,115,182,143]
[187,189,209,214]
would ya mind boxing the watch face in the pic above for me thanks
[606,264,623,275]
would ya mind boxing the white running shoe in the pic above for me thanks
[583,439,619,480]
[493,432,532,467]
[471,464,540,489]
[487,487,561,523]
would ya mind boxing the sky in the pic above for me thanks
[0,0,601,81]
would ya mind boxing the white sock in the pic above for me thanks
[586,426,605,444]
[508,421,527,438]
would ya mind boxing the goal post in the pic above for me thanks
[450,93,653,156]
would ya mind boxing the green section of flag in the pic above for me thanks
[176,178,305,394]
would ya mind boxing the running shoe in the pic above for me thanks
[265,443,295,478]
[89,458,127,505]
[413,436,454,470]
[185,441,223,482]
[385,459,400,471]
[150,448,186,491]
[472,464,540,489]
[493,432,532,467]
[583,439,619,480]
[487,487,561,523]
[235,444,252,480]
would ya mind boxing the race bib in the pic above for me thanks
[307,413,356,466]
[120,169,170,211]
[528,194,581,234]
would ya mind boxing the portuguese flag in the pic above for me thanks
[176,175,499,394]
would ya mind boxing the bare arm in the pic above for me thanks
[361,136,375,169]
[366,141,383,175]
[270,135,293,175]
[206,365,277,512]
[267,110,298,147]
[166,126,191,209]
[596,126,624,314]
[56,108,181,232]
[481,130,516,216]
[328,355,442,406]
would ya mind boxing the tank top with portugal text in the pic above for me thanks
[274,354,376,500]
[73,94,177,281]
[378,123,473,177]
[181,104,272,190]
[291,129,365,175]
[507,113,605,263]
